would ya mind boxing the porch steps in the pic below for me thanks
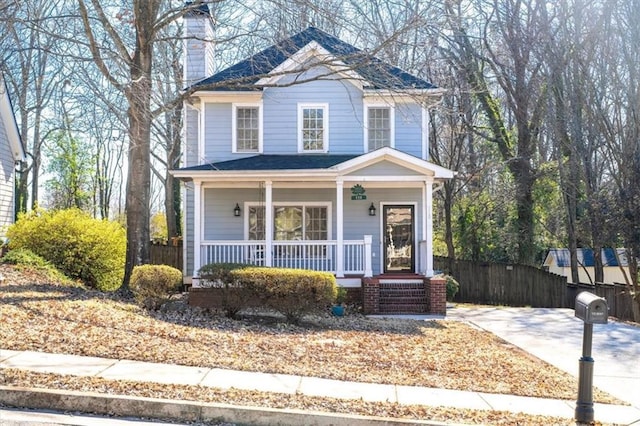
[378,281,427,314]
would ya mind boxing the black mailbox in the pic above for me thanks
[575,292,608,324]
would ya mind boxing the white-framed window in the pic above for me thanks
[232,103,262,153]
[247,203,330,241]
[364,103,394,151]
[298,103,328,152]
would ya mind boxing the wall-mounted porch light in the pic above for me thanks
[368,202,376,216]
[234,203,241,217]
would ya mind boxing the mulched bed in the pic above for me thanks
[0,264,622,424]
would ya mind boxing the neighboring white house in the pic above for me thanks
[0,74,26,241]
[543,248,630,284]
[172,6,455,313]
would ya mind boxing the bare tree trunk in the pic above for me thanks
[164,104,182,240]
[121,1,157,290]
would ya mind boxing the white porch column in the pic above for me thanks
[423,178,434,277]
[336,180,344,278]
[264,180,273,267]
[364,235,373,277]
[193,180,202,277]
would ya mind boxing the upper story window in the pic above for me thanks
[298,103,328,152]
[233,103,262,152]
[366,105,394,151]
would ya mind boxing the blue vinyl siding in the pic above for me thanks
[203,103,233,162]
[263,76,363,154]
[203,188,252,239]
[394,103,423,158]
[198,82,426,161]
[184,108,199,166]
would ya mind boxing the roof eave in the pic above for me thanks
[170,168,339,181]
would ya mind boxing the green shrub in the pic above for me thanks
[7,208,126,291]
[198,263,254,318]
[130,264,183,310]
[1,247,72,283]
[335,286,347,305]
[2,248,51,268]
[231,267,337,324]
[444,274,460,302]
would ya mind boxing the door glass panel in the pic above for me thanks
[384,206,414,272]
[274,206,303,241]
[248,206,265,240]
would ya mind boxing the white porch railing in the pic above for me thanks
[199,238,370,276]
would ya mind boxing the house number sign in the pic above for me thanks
[351,184,367,200]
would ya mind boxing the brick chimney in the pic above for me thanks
[183,2,215,86]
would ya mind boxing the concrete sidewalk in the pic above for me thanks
[1,348,639,425]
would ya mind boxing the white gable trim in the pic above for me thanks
[256,41,364,88]
[333,147,455,179]
[0,77,25,161]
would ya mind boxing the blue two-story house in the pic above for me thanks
[173,6,455,314]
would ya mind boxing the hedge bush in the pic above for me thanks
[130,265,183,310]
[7,209,126,291]
[198,263,254,318]
[1,248,71,283]
[2,248,51,268]
[231,267,337,324]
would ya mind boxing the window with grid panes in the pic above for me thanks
[367,107,391,150]
[300,106,327,151]
[248,205,328,241]
[235,107,259,152]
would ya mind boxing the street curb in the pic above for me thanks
[0,385,463,426]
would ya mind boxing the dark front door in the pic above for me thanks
[383,205,415,273]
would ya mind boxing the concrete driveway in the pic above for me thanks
[446,306,640,409]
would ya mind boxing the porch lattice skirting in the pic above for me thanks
[363,277,446,315]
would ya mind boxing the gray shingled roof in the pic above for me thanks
[548,248,629,267]
[178,154,359,172]
[193,27,436,91]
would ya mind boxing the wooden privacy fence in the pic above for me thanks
[149,244,183,271]
[434,256,636,322]
[434,256,567,307]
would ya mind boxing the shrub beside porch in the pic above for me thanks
[190,275,446,316]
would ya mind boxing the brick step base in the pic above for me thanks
[378,282,427,314]
[363,277,446,316]
[379,298,426,305]
[378,304,428,314]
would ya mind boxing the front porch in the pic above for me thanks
[175,149,455,315]
[188,239,447,315]
[190,238,437,286]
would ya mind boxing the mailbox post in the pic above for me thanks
[574,291,608,424]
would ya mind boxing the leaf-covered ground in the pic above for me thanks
[0,265,620,424]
